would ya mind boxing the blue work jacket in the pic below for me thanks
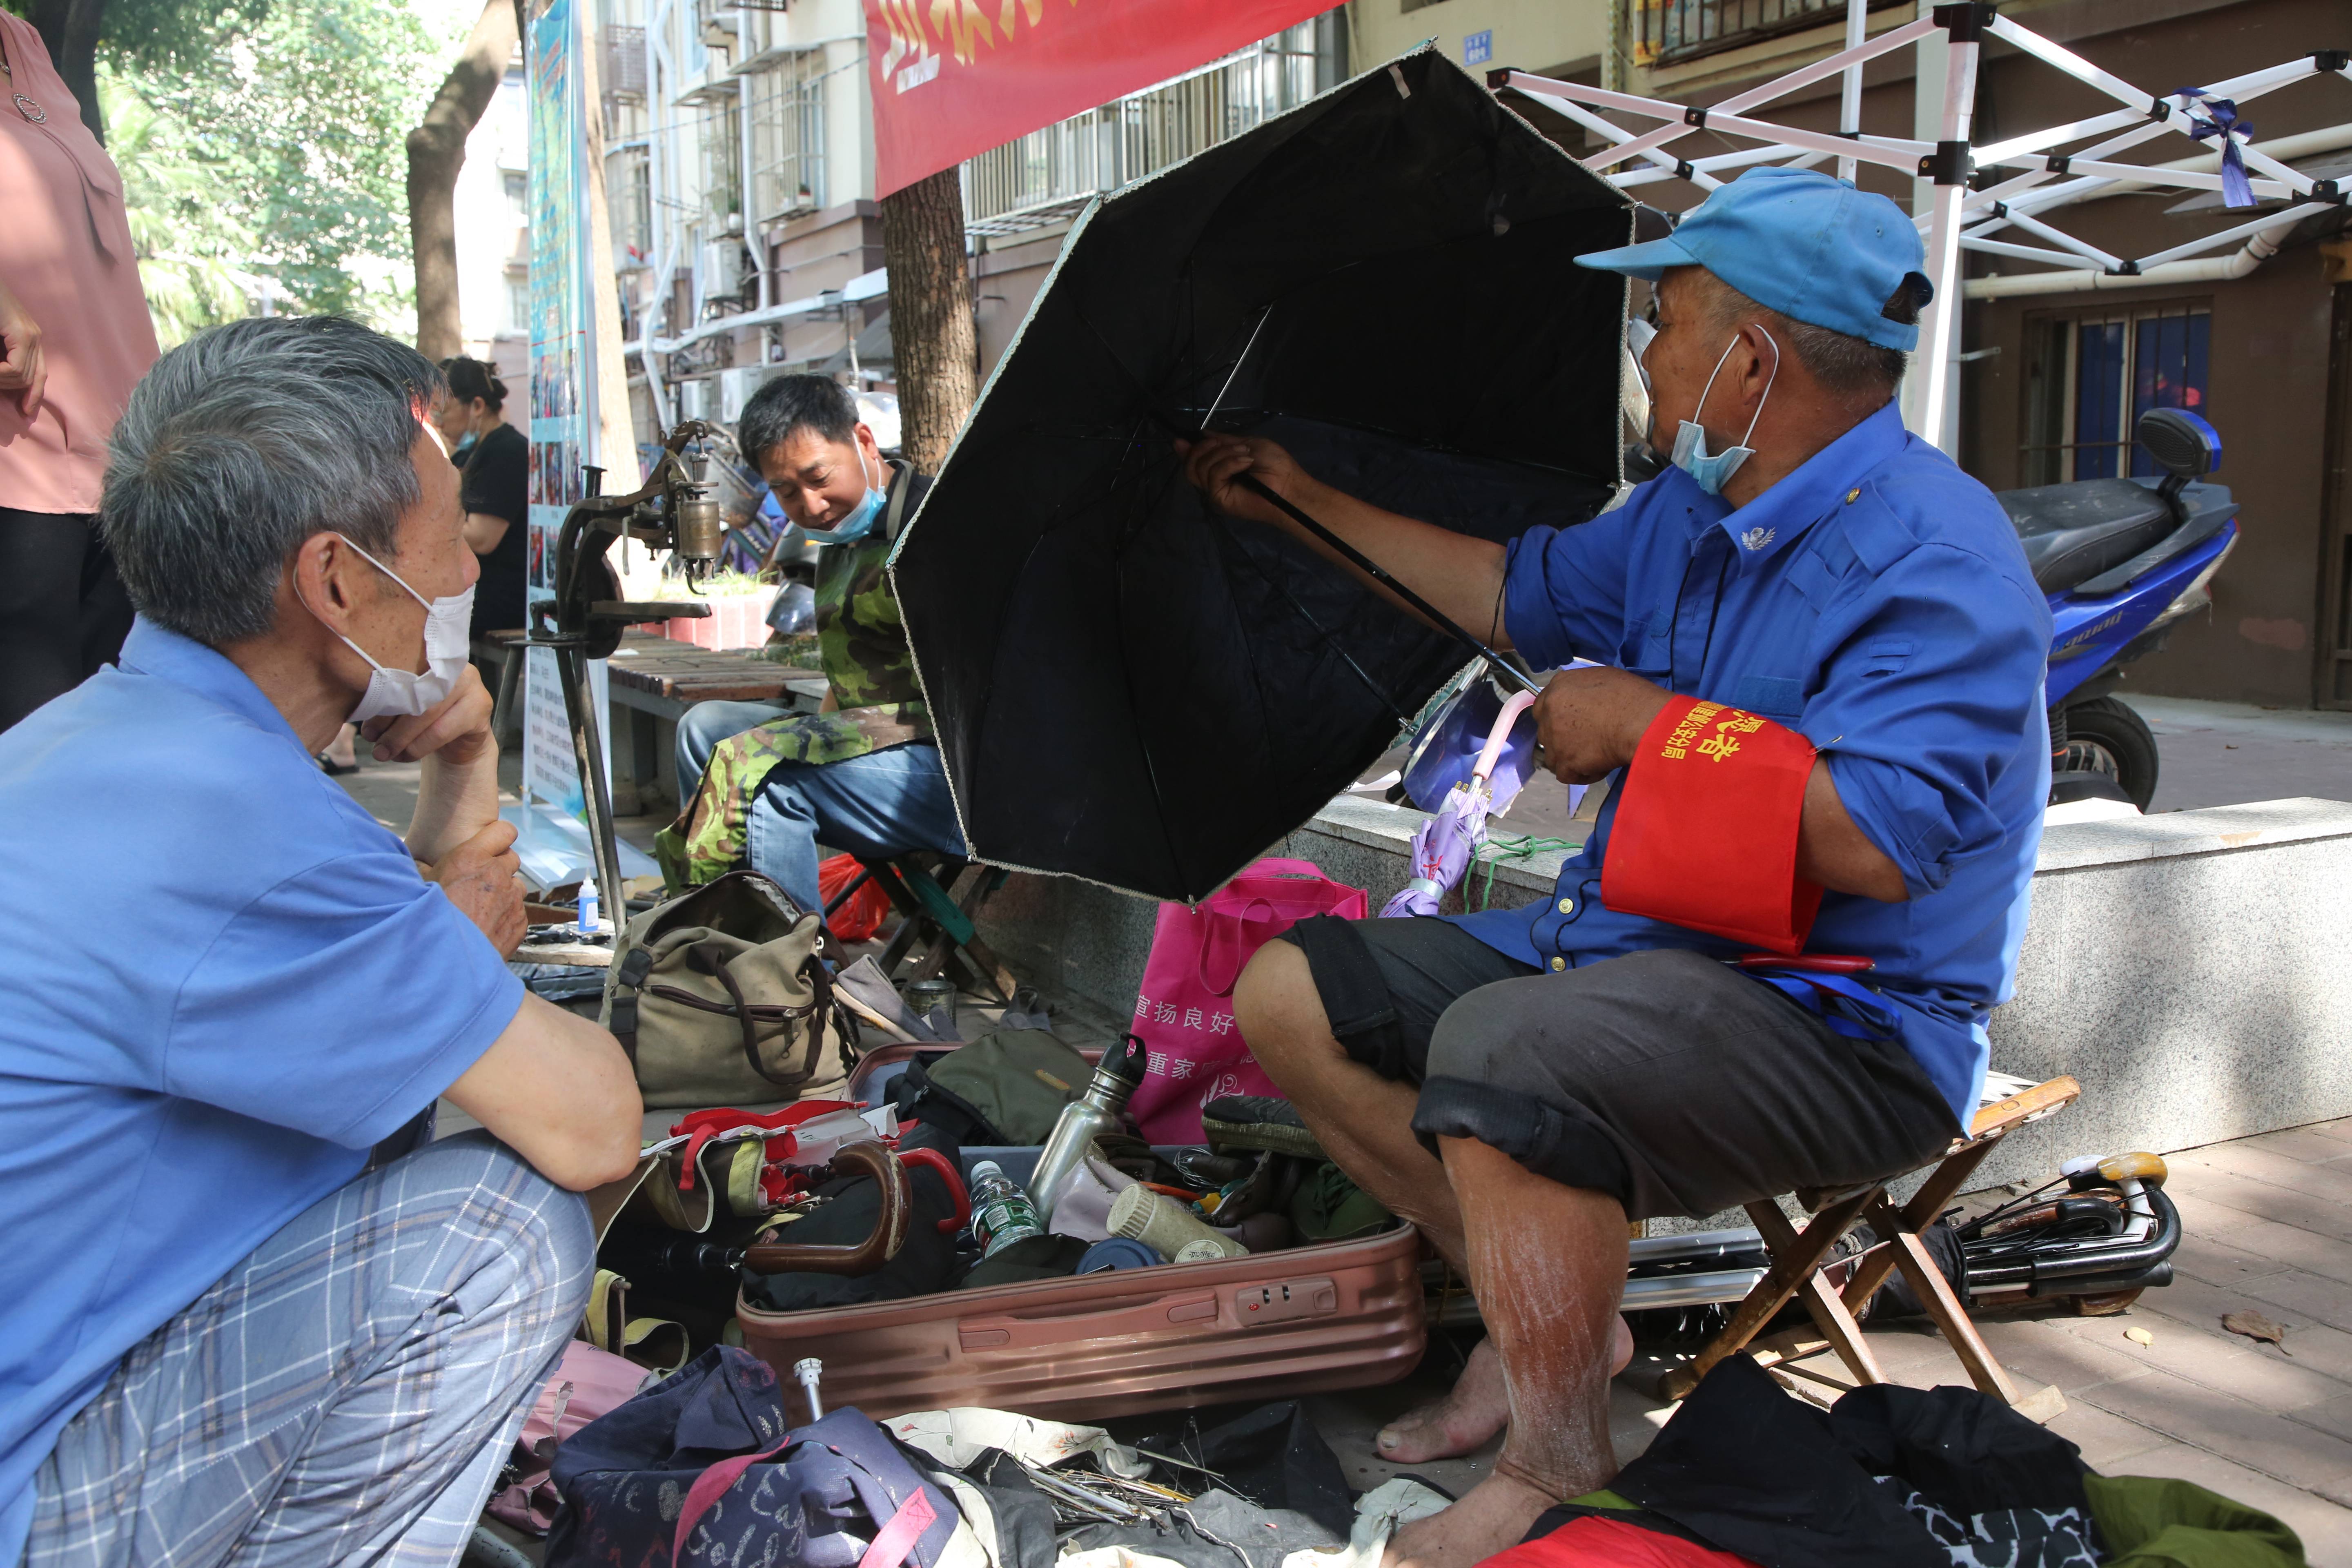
[1448,401,2053,1124]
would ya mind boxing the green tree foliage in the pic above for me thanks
[96,67,256,345]
[126,0,457,319]
[4,0,464,324]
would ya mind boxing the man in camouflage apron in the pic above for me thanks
[653,376,962,911]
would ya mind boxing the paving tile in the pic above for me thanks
[2167,1190,2352,1286]
[2161,1164,2352,1245]
[2038,1401,2176,1468]
[2173,1143,2352,1208]
[2240,1269,2352,1337]
[2101,1444,2352,1568]
[2171,1229,2295,1288]
[2310,1118,2352,1143]
[2300,1391,2352,1446]
[2238,1127,2352,1166]
[1973,1314,2153,1395]
[2033,1301,2352,1414]
[1849,1323,1975,1384]
[2078,1368,2352,1493]
[2132,1272,2352,1381]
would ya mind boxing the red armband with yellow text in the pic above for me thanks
[1599,695,1822,955]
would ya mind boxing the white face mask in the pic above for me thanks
[1665,327,1782,497]
[307,536,476,724]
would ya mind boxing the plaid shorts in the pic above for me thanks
[28,1131,592,1568]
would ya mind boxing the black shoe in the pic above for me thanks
[1200,1096,1323,1160]
[318,754,360,776]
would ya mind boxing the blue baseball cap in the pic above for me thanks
[1576,167,1933,352]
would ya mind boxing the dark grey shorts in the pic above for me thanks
[1278,915,1962,1221]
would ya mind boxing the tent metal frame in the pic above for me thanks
[1485,2,2348,452]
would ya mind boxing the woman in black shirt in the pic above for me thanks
[438,357,529,637]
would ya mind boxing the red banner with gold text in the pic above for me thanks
[865,0,1337,197]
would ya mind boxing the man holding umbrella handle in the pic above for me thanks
[1179,169,2050,1566]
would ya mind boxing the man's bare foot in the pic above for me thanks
[1384,1470,1556,1568]
[1378,1337,1508,1461]
[1376,1321,1634,1463]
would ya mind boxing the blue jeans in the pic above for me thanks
[29,1133,593,1568]
[673,700,965,913]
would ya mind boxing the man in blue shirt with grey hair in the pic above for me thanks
[1183,168,2049,1565]
[0,316,644,1567]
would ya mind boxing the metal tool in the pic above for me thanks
[792,1357,824,1423]
[527,421,731,916]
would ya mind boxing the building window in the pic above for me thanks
[507,272,531,334]
[503,169,528,222]
[609,145,653,263]
[747,48,827,224]
[2021,303,2210,486]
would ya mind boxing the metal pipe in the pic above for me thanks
[1963,210,2303,299]
[1621,1267,1771,1310]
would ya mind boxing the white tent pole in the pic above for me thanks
[1838,0,1866,184]
[1907,13,1980,453]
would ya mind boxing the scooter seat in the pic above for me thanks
[1998,478,2176,594]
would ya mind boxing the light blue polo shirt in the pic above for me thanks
[0,619,524,1566]
[1450,401,2052,1125]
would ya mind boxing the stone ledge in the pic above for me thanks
[2035,796,2352,872]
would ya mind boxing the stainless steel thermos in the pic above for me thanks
[1029,1032,1150,1226]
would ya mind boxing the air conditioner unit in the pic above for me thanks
[674,377,715,423]
[704,239,745,297]
[719,364,784,423]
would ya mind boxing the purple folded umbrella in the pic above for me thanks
[1382,690,1537,917]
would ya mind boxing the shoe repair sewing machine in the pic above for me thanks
[528,421,729,917]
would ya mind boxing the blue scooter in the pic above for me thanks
[1996,407,2237,810]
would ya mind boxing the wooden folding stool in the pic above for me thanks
[825,851,1020,1001]
[1659,1074,2081,1421]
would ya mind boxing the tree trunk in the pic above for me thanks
[879,170,977,473]
[31,0,106,143]
[405,0,518,361]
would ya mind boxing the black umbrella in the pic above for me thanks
[891,46,1632,903]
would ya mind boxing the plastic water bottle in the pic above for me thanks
[968,1160,1044,1258]
[576,876,600,933]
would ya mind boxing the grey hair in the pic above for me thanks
[1686,268,1909,402]
[101,316,447,648]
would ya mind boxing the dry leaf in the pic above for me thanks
[2123,1327,2154,1347]
[2223,1310,2292,1354]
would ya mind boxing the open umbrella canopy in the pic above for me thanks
[891,47,1631,903]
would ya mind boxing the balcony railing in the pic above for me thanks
[960,12,1345,238]
[1631,0,1908,69]
[601,24,645,100]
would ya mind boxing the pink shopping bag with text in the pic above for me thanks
[1125,857,1368,1143]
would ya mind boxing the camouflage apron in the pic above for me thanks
[659,465,932,889]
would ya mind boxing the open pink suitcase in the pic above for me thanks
[732,1045,1428,1421]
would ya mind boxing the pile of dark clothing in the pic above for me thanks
[1492,1356,2305,1568]
[541,1343,1368,1568]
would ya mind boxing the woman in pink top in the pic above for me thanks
[0,14,159,732]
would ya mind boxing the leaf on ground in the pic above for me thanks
[2222,1310,2292,1354]
[2123,1327,2154,1347]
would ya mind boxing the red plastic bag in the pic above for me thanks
[818,853,893,942]
[1124,857,1368,1143]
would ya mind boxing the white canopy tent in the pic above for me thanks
[1486,2,2348,454]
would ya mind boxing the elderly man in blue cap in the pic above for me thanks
[1181,168,2051,1564]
